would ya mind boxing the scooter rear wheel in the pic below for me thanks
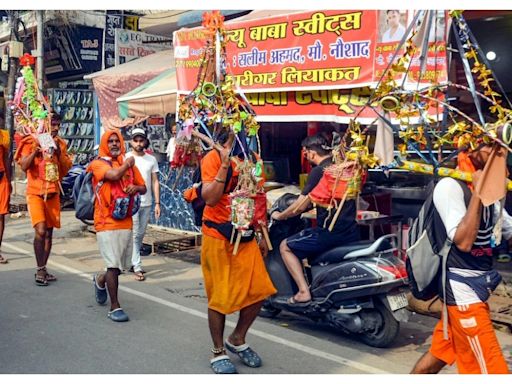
[359,301,400,348]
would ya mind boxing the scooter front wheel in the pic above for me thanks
[259,302,282,318]
[359,301,400,348]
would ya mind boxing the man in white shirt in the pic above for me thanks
[411,144,511,374]
[126,127,161,281]
[382,10,406,43]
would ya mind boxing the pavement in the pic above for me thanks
[1,210,512,374]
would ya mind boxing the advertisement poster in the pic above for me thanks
[174,10,448,122]
[44,25,104,80]
[115,29,172,65]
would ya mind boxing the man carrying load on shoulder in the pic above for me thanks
[15,112,72,285]
[411,143,511,374]
[89,129,146,322]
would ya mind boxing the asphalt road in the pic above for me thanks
[1,212,511,375]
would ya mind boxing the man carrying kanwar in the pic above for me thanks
[15,112,72,285]
[200,131,276,374]
[411,142,512,374]
[89,129,146,322]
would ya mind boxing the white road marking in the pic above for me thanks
[2,241,390,374]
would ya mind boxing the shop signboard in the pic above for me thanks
[115,29,172,66]
[44,25,104,80]
[174,10,448,123]
[105,10,124,68]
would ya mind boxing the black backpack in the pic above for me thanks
[188,159,233,227]
[406,179,471,300]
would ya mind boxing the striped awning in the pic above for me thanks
[116,68,177,119]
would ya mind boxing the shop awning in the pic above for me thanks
[84,49,174,129]
[116,68,177,119]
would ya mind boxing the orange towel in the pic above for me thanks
[201,234,276,314]
[474,146,507,207]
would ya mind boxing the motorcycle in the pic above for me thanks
[60,163,87,209]
[260,193,410,348]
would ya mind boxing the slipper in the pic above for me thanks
[224,339,262,368]
[93,274,108,305]
[497,254,512,263]
[134,271,146,281]
[287,296,311,307]
[210,355,237,374]
[0,256,8,264]
[107,308,129,322]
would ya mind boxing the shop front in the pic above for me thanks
[170,10,449,236]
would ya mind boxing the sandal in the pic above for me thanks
[224,339,262,368]
[34,273,48,286]
[210,355,237,374]
[134,271,146,281]
[0,255,8,264]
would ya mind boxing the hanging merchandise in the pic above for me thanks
[49,87,95,164]
[175,11,271,254]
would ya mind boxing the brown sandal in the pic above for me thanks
[35,273,48,286]
[45,272,57,282]
[134,271,146,281]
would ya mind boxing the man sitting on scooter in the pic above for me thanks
[271,134,359,305]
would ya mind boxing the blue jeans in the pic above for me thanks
[132,206,152,272]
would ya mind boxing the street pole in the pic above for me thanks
[36,10,44,90]
[5,11,20,179]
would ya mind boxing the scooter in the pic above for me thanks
[260,193,410,348]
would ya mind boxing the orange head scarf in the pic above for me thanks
[457,150,477,190]
[99,129,126,163]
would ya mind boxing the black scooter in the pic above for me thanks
[260,193,409,348]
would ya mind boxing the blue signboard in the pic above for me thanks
[44,25,104,80]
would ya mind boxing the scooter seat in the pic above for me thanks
[312,239,389,265]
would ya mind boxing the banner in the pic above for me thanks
[241,88,444,124]
[173,10,448,122]
[115,29,172,66]
[44,25,103,80]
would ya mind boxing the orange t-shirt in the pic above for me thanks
[201,150,265,240]
[18,136,72,196]
[89,158,145,232]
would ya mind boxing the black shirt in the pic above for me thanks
[301,158,357,234]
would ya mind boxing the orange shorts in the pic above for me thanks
[0,176,9,215]
[27,193,61,228]
[430,302,509,374]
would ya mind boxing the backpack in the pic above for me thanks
[406,179,471,300]
[74,158,140,222]
[74,171,99,221]
[105,162,141,220]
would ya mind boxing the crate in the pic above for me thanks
[143,227,200,254]
[489,295,512,330]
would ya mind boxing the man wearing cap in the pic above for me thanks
[126,127,160,281]
[14,112,72,285]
